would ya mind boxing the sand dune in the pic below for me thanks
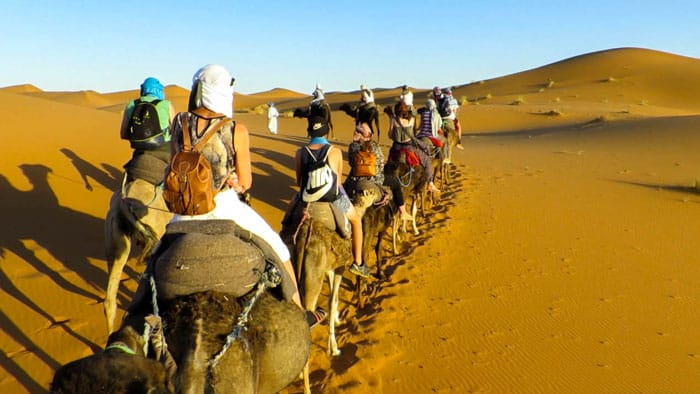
[1,47,700,393]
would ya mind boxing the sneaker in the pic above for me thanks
[306,307,327,328]
[349,263,370,278]
[456,144,464,150]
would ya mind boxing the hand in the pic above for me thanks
[226,173,244,193]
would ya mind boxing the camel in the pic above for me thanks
[339,102,381,143]
[382,106,433,234]
[104,176,172,335]
[349,180,399,308]
[440,119,461,186]
[280,202,352,358]
[293,101,335,139]
[51,325,172,393]
[52,291,310,394]
[280,192,377,392]
[54,221,312,394]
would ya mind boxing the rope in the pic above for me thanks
[104,342,137,355]
[209,264,282,370]
[292,206,311,245]
[397,167,414,188]
[119,179,171,213]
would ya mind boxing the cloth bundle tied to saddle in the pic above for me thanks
[152,219,295,301]
[123,150,170,185]
[389,146,421,168]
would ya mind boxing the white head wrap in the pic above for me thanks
[192,64,234,118]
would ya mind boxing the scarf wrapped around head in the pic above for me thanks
[353,122,372,142]
[140,77,164,99]
[191,64,234,118]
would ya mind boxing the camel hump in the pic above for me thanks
[154,220,266,299]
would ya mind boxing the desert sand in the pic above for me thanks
[1,47,700,393]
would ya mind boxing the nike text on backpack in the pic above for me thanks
[302,144,338,203]
[128,99,165,150]
[163,115,232,215]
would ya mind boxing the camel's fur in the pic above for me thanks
[351,181,399,279]
[349,181,399,309]
[440,122,460,186]
[104,178,172,334]
[157,291,310,394]
[339,103,381,143]
[281,209,351,358]
[382,106,433,233]
[54,291,309,394]
[50,326,172,394]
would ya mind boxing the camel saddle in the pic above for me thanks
[283,197,350,239]
[123,148,170,185]
[151,219,295,301]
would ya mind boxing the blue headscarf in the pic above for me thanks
[140,77,164,100]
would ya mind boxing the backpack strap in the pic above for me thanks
[304,143,331,163]
[180,113,232,152]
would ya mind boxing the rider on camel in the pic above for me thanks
[388,102,440,193]
[346,122,413,221]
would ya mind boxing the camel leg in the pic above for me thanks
[104,225,131,335]
[327,269,342,356]
[302,362,311,394]
[410,200,419,235]
[391,216,399,255]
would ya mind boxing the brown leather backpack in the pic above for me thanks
[163,114,231,215]
[352,142,377,177]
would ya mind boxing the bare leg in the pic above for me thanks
[346,205,363,265]
[347,205,370,277]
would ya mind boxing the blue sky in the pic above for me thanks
[1,0,698,95]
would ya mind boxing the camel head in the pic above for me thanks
[352,180,383,213]
[105,325,147,357]
[293,108,307,118]
[383,105,394,117]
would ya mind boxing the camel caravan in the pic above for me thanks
[51,68,462,394]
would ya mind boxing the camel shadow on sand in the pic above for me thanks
[60,148,121,192]
[0,162,113,392]
[613,179,700,202]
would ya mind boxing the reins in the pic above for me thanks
[103,341,137,355]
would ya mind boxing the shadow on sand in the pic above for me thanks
[0,162,109,391]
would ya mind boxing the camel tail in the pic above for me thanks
[117,200,159,259]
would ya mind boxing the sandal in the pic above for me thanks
[349,263,370,278]
[306,307,327,328]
